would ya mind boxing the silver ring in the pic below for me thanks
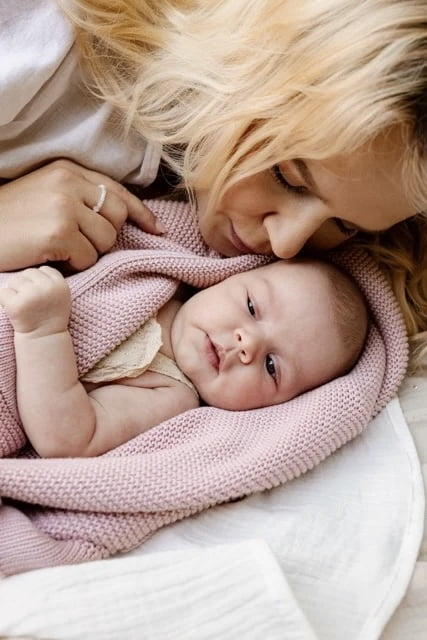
[92,184,107,213]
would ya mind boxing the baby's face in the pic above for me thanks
[171,261,349,410]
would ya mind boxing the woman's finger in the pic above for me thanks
[59,160,166,235]
[115,185,166,234]
[61,230,99,272]
[91,180,165,234]
[76,200,118,255]
[82,182,128,231]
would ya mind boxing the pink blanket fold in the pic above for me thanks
[0,200,408,576]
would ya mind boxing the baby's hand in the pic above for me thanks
[0,266,71,336]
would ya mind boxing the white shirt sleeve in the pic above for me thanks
[0,0,160,185]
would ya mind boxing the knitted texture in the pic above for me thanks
[0,200,408,576]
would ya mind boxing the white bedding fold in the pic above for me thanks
[0,540,316,640]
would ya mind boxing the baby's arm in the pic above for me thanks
[0,266,97,457]
[0,267,199,457]
[82,373,199,456]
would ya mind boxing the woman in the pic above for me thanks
[1,1,426,350]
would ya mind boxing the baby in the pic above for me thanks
[0,258,368,457]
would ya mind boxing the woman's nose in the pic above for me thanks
[234,327,257,363]
[263,211,322,259]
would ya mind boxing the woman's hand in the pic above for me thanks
[0,159,165,272]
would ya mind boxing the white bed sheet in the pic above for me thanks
[381,374,427,639]
[0,377,425,640]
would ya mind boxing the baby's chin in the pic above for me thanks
[201,381,321,409]
[196,386,242,411]
[197,387,283,412]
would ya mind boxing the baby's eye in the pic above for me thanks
[265,355,276,380]
[247,297,255,316]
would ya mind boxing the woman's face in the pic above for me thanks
[196,127,417,258]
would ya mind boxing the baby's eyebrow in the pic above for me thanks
[258,276,273,310]
[255,276,275,314]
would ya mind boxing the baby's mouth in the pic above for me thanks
[205,335,220,371]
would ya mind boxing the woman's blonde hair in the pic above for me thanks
[63,0,426,352]
[354,217,427,371]
[62,0,426,203]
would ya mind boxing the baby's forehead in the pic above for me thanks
[256,259,332,285]
[245,261,337,319]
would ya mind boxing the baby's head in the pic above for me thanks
[171,258,368,410]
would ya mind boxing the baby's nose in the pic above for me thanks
[234,328,257,364]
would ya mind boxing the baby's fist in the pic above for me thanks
[0,266,71,336]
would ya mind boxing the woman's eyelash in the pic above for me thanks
[332,217,358,237]
[270,165,307,194]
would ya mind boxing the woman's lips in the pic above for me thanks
[204,335,219,370]
[230,224,255,254]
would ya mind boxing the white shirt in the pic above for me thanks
[0,0,160,185]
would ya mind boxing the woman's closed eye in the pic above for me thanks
[332,217,358,238]
[270,164,359,239]
[270,164,307,195]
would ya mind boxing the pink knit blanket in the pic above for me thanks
[0,200,408,576]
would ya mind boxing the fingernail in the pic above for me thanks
[155,220,166,233]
